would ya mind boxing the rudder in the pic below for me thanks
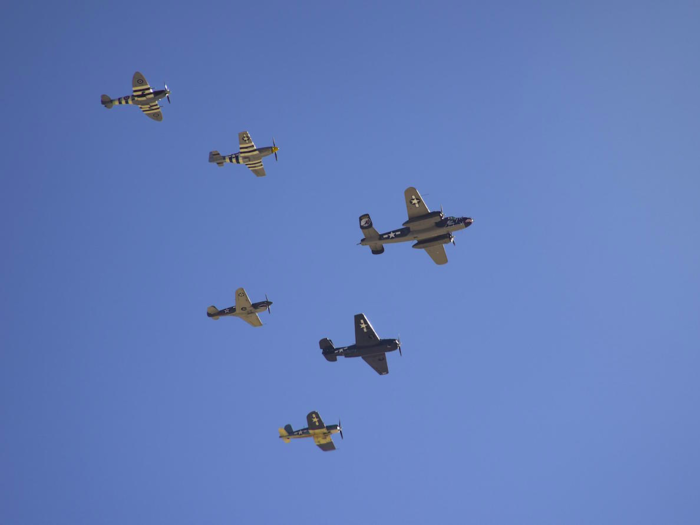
[209,150,225,167]
[207,305,220,320]
[101,94,113,109]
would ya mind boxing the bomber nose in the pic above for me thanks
[465,217,474,226]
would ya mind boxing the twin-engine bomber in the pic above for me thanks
[207,288,272,327]
[101,71,170,122]
[359,186,473,265]
[279,411,343,452]
[209,131,279,177]
[320,314,401,375]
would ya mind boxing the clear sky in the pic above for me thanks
[1,2,699,524]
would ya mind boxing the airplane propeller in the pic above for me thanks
[164,83,171,104]
[338,420,343,440]
[397,335,402,357]
[272,137,278,161]
[266,293,271,314]
[451,234,456,246]
[440,204,444,219]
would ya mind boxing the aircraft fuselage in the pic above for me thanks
[207,301,272,319]
[362,216,473,246]
[110,89,168,107]
[328,338,400,360]
[223,147,276,165]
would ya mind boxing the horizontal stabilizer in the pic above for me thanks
[207,305,220,320]
[101,94,113,109]
[209,150,225,167]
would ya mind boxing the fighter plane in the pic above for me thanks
[101,71,170,122]
[206,288,272,327]
[320,314,401,375]
[278,411,343,452]
[359,187,474,265]
[208,131,279,177]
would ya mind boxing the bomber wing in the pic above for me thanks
[354,314,380,347]
[404,187,430,220]
[424,245,448,265]
[362,354,389,375]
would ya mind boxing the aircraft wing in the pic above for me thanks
[306,411,326,430]
[362,354,389,375]
[235,288,253,312]
[241,313,263,327]
[139,102,163,121]
[245,160,266,177]
[354,313,380,347]
[313,434,336,452]
[404,186,430,220]
[132,71,154,97]
[424,244,448,265]
[238,131,257,153]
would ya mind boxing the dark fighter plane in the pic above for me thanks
[359,186,473,265]
[101,71,170,122]
[320,314,401,375]
[278,411,343,452]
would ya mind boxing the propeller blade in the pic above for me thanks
[164,83,170,104]
[273,137,278,162]
[398,335,402,357]
[266,294,271,314]
[339,420,343,440]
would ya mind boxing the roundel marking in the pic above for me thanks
[137,78,144,84]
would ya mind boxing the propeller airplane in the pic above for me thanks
[278,411,343,452]
[207,288,272,327]
[101,71,170,122]
[209,131,279,177]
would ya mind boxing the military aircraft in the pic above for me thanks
[359,187,474,265]
[320,314,401,375]
[208,131,279,177]
[206,288,272,327]
[278,411,343,452]
[101,71,170,122]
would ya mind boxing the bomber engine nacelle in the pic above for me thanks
[412,234,453,250]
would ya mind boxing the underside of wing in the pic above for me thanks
[245,160,266,177]
[140,102,162,121]
[405,186,430,220]
[238,131,257,153]
[362,354,389,375]
[354,313,380,347]
[241,313,263,327]
[313,434,336,451]
[234,288,253,312]
[132,71,153,97]
[424,245,448,265]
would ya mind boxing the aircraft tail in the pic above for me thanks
[207,305,220,320]
[209,150,225,167]
[278,426,292,443]
[359,214,385,255]
[101,94,113,109]
[320,338,337,361]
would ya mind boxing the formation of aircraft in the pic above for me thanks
[207,288,272,327]
[279,411,343,452]
[101,72,170,122]
[359,186,474,265]
[209,132,279,177]
[101,71,476,452]
[320,314,401,375]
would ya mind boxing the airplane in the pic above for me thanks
[278,411,343,452]
[208,131,279,177]
[358,187,474,265]
[206,287,272,327]
[320,314,401,375]
[101,71,170,122]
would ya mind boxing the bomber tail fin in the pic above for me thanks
[207,306,220,320]
[101,94,113,109]
[359,214,385,254]
[320,338,338,361]
[209,150,225,167]
[278,426,292,443]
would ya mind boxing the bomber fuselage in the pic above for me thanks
[361,216,473,246]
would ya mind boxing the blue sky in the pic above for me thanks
[1,2,699,523]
